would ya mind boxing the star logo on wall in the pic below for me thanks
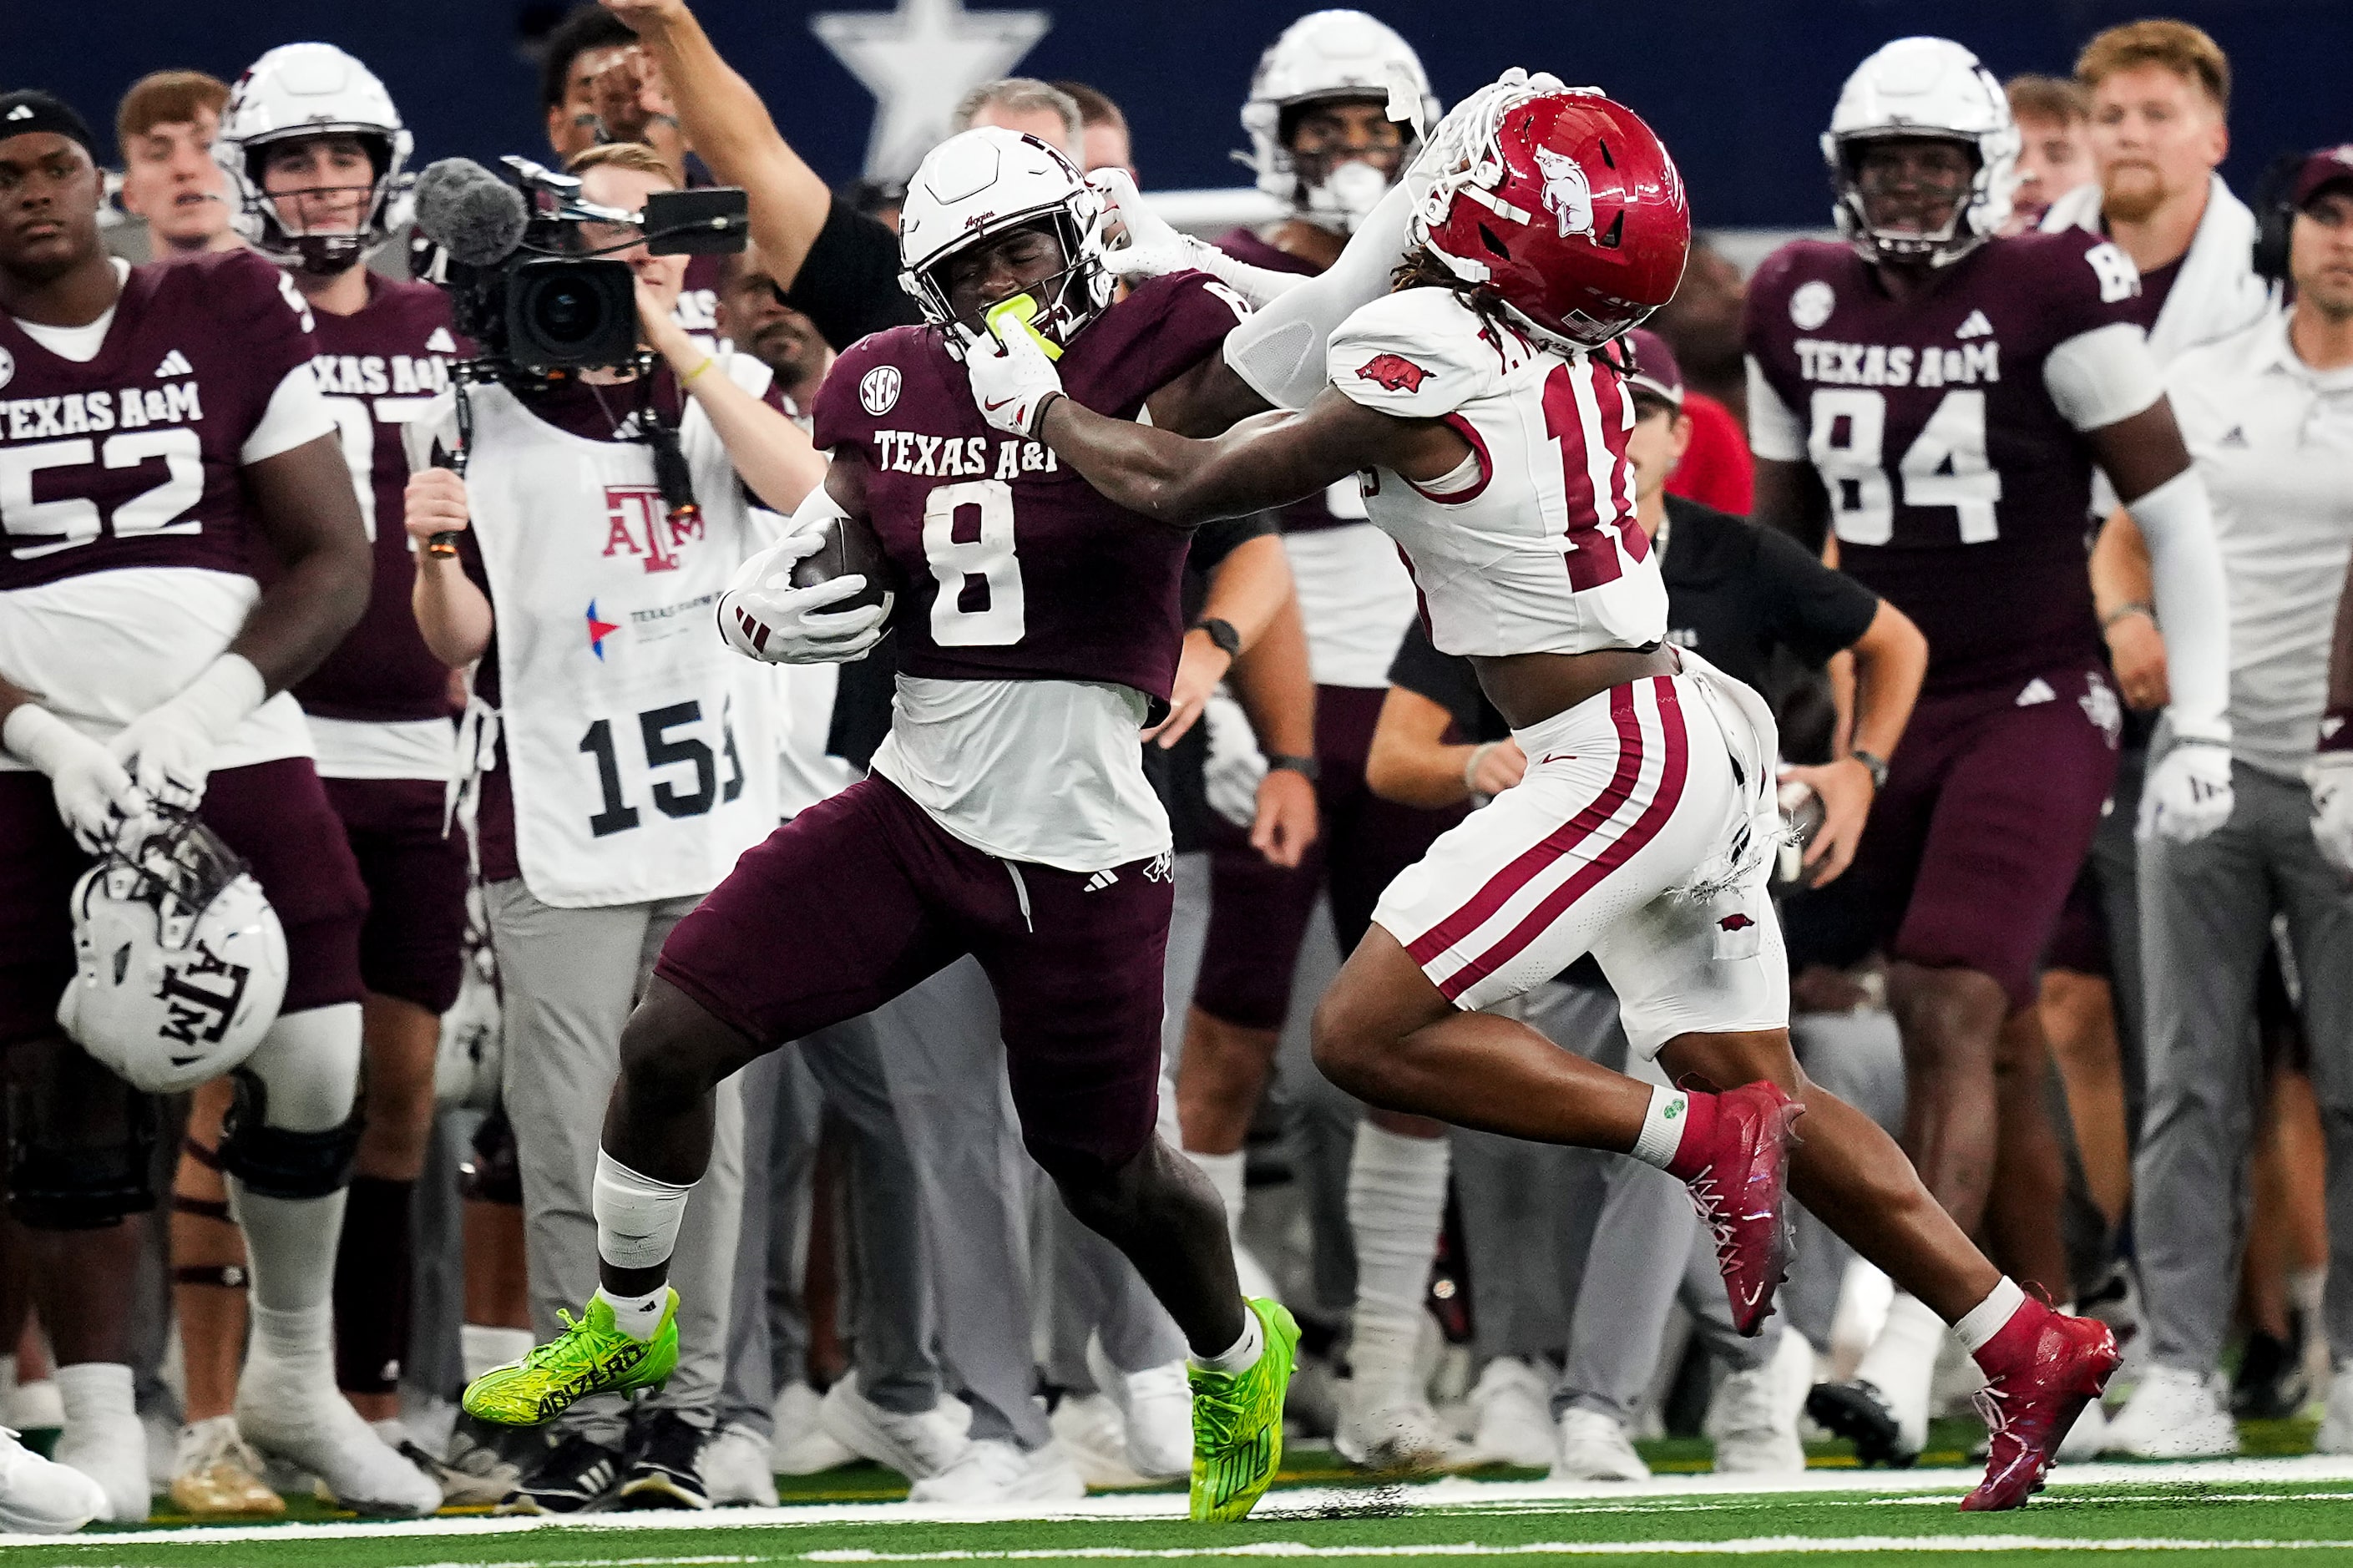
[811,0,1053,180]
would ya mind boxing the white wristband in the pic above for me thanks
[171,653,270,745]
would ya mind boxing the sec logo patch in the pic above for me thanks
[859,365,901,416]
[1789,280,1835,331]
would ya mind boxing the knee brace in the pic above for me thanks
[4,1072,158,1230]
[219,1068,363,1201]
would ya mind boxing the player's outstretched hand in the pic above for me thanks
[2310,752,2353,874]
[2138,736,2234,844]
[1,706,145,853]
[961,302,1064,437]
[716,532,889,665]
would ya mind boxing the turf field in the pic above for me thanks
[13,1434,2353,1568]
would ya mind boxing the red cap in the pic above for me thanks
[2294,144,2353,210]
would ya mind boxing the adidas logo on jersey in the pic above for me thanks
[1082,869,1121,893]
[2016,677,2057,707]
[1955,310,1994,340]
[2220,426,2249,447]
[425,326,457,354]
[154,350,193,377]
[3,106,31,122]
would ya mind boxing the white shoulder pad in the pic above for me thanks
[1327,290,1497,420]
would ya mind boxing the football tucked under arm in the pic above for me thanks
[716,482,893,665]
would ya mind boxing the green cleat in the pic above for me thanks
[461,1290,679,1427]
[1188,1297,1299,1523]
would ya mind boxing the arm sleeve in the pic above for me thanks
[238,362,337,464]
[784,198,923,351]
[1744,356,1806,463]
[1224,176,1418,411]
[1752,524,1881,665]
[2042,322,2166,432]
[1186,512,1277,574]
[2126,467,2232,743]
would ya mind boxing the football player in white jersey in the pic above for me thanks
[961,79,2123,1511]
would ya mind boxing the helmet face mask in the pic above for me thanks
[1822,37,2018,268]
[1242,10,1437,234]
[250,129,394,275]
[216,43,413,276]
[1836,133,1980,262]
[897,128,1114,359]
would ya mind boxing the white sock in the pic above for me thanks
[247,1302,335,1382]
[54,1362,135,1428]
[1855,1291,1947,1391]
[1953,1277,2028,1354]
[462,1323,534,1380]
[227,1002,363,1316]
[1187,1148,1247,1231]
[1629,1085,1692,1171]
[594,1285,670,1343]
[1192,1307,1264,1376]
[1345,1120,1450,1390]
[593,1148,695,1272]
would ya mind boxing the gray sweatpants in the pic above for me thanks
[717,1018,940,1434]
[487,878,744,1444]
[2133,762,2353,1373]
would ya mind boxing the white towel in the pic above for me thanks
[2040,173,2271,366]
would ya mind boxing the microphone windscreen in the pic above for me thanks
[413,158,529,268]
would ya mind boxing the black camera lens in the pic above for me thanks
[528,275,607,347]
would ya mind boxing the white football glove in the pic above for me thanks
[1201,690,1268,829]
[716,530,891,665]
[3,704,147,852]
[960,304,1066,437]
[2138,735,2234,844]
[107,653,266,812]
[2309,751,2353,875]
[1087,168,1302,308]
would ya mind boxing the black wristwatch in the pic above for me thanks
[1267,752,1321,782]
[1850,747,1889,792]
[1192,616,1242,658]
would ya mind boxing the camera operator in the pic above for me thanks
[405,141,823,1513]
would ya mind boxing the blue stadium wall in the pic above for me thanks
[21,1,2350,229]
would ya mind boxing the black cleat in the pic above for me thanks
[1805,1380,1918,1469]
[494,1432,623,1515]
[615,1409,711,1511]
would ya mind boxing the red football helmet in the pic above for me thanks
[1414,89,1690,352]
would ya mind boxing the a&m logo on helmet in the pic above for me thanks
[1355,353,1430,393]
[1532,145,1597,240]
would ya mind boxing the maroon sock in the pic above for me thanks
[1662,1090,1723,1181]
[332,1176,415,1396]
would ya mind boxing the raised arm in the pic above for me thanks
[603,0,833,289]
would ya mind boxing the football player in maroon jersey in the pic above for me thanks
[1741,38,2233,1466]
[959,75,2135,1512]
[0,91,441,1519]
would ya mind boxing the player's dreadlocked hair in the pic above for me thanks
[1391,247,1516,360]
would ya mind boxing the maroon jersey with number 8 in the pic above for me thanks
[1744,230,2147,694]
[811,271,1249,704]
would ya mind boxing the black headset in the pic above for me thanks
[2249,149,2305,285]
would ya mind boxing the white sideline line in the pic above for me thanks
[794,1542,2353,1562]
[13,1458,2353,1551]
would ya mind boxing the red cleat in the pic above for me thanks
[1678,1081,1799,1337]
[1961,1304,2120,1511]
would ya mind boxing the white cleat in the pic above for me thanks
[1465,1357,1556,1469]
[1709,1328,1812,1476]
[53,1409,150,1522]
[770,1383,858,1476]
[0,1425,109,1533]
[2320,1366,2353,1455]
[820,1371,972,1482]
[700,1423,781,1507]
[906,1437,1086,1505]
[170,1414,285,1519]
[237,1382,442,1517]
[1335,1381,1467,1474]
[1087,1346,1191,1481]
[1048,1392,1141,1489]
[1554,1406,1651,1482]
[2056,1397,2110,1463]
[2101,1364,2239,1459]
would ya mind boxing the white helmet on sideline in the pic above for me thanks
[898,126,1115,358]
[1242,10,1438,233]
[58,812,286,1094]
[216,43,415,274]
[1822,37,2017,266]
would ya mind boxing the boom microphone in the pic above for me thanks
[413,158,529,267]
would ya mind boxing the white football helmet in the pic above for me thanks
[433,914,502,1112]
[1822,37,2017,266]
[1242,10,1439,233]
[898,126,1114,358]
[216,43,414,274]
[57,812,287,1095]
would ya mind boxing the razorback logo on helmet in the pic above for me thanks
[1718,913,1757,932]
[1356,353,1430,393]
[1532,144,1597,240]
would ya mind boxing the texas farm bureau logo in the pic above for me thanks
[859,365,902,416]
[1356,354,1430,394]
[1532,145,1597,240]
[585,601,620,660]
[601,483,701,574]
[154,942,252,1062]
[1789,280,1836,331]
